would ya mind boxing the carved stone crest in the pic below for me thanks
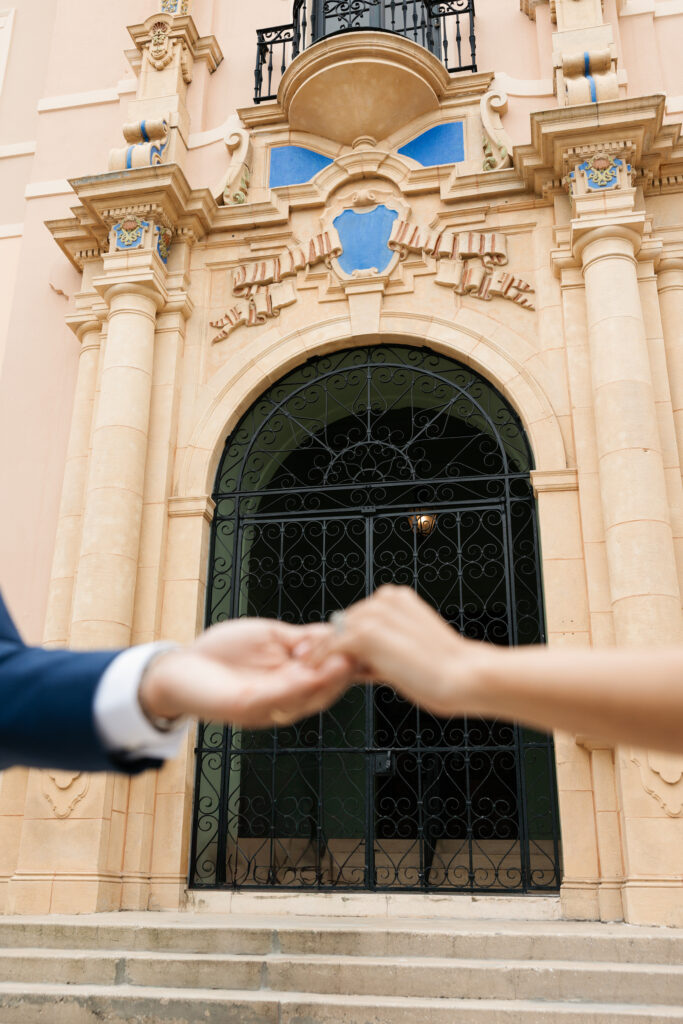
[632,751,683,817]
[43,770,90,819]
[149,20,174,71]
[113,216,149,251]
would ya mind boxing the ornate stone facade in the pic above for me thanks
[0,0,682,928]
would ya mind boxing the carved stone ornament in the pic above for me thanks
[214,115,253,207]
[481,90,513,172]
[567,147,635,196]
[149,20,174,70]
[156,225,173,264]
[113,216,150,251]
[632,751,683,817]
[109,118,170,172]
[42,770,90,819]
[388,221,536,310]
[210,232,343,343]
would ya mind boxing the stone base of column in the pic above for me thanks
[7,872,122,915]
[597,881,624,923]
[149,874,186,911]
[621,878,683,927]
[560,878,600,921]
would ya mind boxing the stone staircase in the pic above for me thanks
[0,912,681,1022]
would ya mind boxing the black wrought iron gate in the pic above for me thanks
[190,345,562,893]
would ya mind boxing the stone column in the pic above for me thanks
[576,220,683,926]
[577,226,682,645]
[656,255,683,486]
[43,317,102,648]
[7,263,168,915]
[70,280,164,650]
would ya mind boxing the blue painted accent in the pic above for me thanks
[398,122,465,168]
[150,138,168,165]
[584,52,598,102]
[579,157,622,190]
[140,120,150,143]
[269,146,334,188]
[125,145,135,170]
[333,205,399,276]
[113,219,149,251]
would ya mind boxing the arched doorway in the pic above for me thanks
[190,344,562,892]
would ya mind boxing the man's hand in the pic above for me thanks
[139,620,353,730]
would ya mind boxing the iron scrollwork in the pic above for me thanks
[190,345,562,895]
[254,0,476,103]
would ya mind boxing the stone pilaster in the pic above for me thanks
[568,160,683,927]
[656,251,683,489]
[43,308,103,649]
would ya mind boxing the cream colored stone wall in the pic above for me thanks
[0,0,682,926]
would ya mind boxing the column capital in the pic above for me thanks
[93,252,169,313]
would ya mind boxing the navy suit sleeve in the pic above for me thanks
[0,595,162,774]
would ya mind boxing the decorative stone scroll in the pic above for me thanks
[388,221,536,310]
[214,115,253,207]
[109,118,170,172]
[481,90,513,171]
[210,231,342,343]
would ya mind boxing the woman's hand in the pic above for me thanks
[139,620,353,729]
[298,586,497,718]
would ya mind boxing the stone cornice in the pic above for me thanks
[45,208,108,271]
[515,94,679,196]
[67,164,214,240]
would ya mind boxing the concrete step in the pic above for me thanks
[0,983,681,1024]
[0,914,681,965]
[0,948,682,1006]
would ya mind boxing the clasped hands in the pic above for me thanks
[139,587,485,730]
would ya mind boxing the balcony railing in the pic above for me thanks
[254,0,477,104]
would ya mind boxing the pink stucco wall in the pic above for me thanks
[0,0,681,639]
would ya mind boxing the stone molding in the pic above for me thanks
[168,495,216,523]
[530,468,579,494]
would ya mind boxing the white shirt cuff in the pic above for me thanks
[93,643,188,762]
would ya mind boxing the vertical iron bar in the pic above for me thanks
[316,519,328,886]
[267,43,274,99]
[365,513,376,889]
[215,516,244,888]
[502,484,530,891]
[469,2,477,70]
[254,42,263,103]
[412,516,425,889]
